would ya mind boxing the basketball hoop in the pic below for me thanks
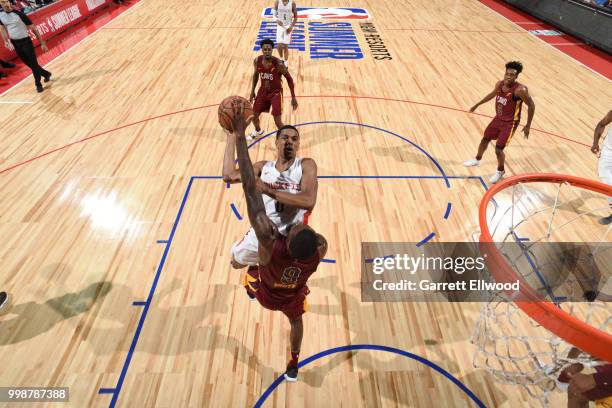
[472,173,612,405]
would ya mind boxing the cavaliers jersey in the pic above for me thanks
[260,158,307,235]
[259,236,320,304]
[276,0,294,26]
[256,55,283,95]
[495,82,523,122]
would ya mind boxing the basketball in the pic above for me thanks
[218,95,254,132]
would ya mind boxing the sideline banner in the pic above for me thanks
[0,0,111,60]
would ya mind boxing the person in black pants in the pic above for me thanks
[0,0,51,92]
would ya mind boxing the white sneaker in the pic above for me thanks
[284,60,288,68]
[463,158,481,167]
[490,170,505,184]
[247,129,265,141]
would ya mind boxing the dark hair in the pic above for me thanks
[505,61,523,74]
[276,124,299,139]
[260,39,275,48]
[289,229,318,260]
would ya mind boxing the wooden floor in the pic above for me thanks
[0,0,610,406]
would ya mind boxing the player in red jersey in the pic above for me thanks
[230,103,327,382]
[248,39,299,140]
[464,61,536,184]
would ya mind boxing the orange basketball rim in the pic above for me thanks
[478,173,612,363]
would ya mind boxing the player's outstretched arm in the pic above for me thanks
[259,158,318,210]
[222,131,264,184]
[515,86,535,139]
[592,110,612,154]
[470,81,501,112]
[232,105,277,265]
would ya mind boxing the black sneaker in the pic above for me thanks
[246,290,256,301]
[0,60,15,68]
[600,215,612,225]
[284,364,298,382]
[36,84,44,93]
[0,291,11,314]
[43,72,52,83]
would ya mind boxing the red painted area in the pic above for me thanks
[0,1,139,94]
[479,0,612,79]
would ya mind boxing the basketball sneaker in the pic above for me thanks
[0,291,11,315]
[284,364,298,382]
[599,215,612,225]
[247,129,265,141]
[463,158,481,167]
[490,170,505,184]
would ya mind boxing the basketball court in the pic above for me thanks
[0,0,610,406]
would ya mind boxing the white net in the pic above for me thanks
[471,178,612,406]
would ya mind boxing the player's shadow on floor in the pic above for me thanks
[40,88,78,120]
[0,279,112,345]
[370,138,570,175]
[53,68,123,85]
[80,282,275,374]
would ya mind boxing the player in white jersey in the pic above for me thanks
[272,0,297,66]
[223,125,318,268]
[591,109,612,225]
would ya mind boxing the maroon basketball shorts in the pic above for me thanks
[483,118,520,148]
[242,267,309,320]
[253,90,283,116]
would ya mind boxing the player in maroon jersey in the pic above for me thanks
[464,61,536,184]
[230,103,327,382]
[248,39,299,140]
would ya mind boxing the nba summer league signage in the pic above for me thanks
[254,7,393,60]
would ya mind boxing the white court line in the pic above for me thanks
[0,101,33,104]
[0,0,146,98]
[475,0,610,82]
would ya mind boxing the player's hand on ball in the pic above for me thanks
[291,98,298,110]
[231,103,247,136]
[522,126,530,139]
